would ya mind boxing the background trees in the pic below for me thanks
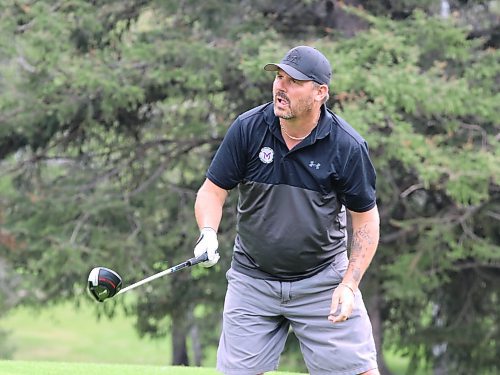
[1,1,498,373]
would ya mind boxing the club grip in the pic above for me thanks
[191,252,209,265]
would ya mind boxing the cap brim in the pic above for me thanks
[264,63,311,81]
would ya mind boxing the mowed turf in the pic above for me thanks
[0,299,426,374]
[0,301,306,373]
[0,360,306,375]
[0,300,304,374]
[0,300,172,365]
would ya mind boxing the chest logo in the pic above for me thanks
[259,147,274,164]
[309,160,321,170]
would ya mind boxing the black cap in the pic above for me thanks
[264,46,332,85]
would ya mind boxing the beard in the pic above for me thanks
[273,91,314,120]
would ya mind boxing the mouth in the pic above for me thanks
[275,93,289,106]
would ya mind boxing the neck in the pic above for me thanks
[280,110,321,141]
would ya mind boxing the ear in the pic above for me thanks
[315,85,329,103]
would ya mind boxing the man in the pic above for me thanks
[194,45,380,375]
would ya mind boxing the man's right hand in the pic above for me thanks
[194,227,220,268]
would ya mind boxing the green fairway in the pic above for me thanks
[0,360,306,375]
[0,300,428,374]
[0,300,172,365]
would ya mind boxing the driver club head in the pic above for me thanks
[88,267,123,302]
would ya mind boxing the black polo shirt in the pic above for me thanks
[207,102,376,281]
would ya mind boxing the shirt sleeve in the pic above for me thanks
[206,118,247,190]
[338,141,377,212]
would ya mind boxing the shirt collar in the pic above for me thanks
[265,103,332,144]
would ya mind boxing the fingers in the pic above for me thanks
[194,227,219,267]
[329,294,340,321]
[328,304,350,323]
[200,251,220,268]
[328,287,355,323]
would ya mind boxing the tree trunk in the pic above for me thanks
[171,315,189,366]
[190,312,203,366]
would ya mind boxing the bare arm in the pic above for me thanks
[343,205,380,291]
[329,205,380,323]
[194,178,228,231]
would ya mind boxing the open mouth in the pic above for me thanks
[275,93,289,106]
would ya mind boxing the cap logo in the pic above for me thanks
[283,49,300,65]
[259,147,274,164]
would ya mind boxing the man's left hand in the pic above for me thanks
[328,283,356,323]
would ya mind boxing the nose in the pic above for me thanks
[274,77,286,92]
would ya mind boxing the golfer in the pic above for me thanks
[194,45,380,375]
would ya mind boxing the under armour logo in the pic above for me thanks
[309,161,321,169]
[284,49,300,65]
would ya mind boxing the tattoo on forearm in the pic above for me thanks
[349,224,374,283]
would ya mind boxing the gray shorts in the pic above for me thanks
[216,252,377,375]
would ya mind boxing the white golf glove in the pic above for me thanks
[194,227,220,268]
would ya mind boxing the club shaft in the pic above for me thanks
[116,253,208,296]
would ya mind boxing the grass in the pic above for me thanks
[0,299,170,365]
[384,352,428,375]
[0,299,428,374]
[0,300,305,374]
[0,360,305,375]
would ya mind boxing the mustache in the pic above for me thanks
[274,91,290,103]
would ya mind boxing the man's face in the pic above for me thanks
[272,69,317,120]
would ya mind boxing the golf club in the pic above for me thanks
[87,252,209,302]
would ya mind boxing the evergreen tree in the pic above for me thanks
[0,1,498,372]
